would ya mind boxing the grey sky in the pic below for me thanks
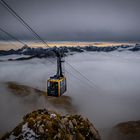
[0,0,140,41]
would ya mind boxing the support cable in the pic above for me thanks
[0,0,49,47]
[0,0,103,92]
[0,27,26,45]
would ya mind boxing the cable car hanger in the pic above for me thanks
[47,49,67,97]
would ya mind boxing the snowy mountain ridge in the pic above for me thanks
[0,44,140,57]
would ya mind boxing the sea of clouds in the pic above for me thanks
[0,51,140,138]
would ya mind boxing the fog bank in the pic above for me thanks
[0,51,140,138]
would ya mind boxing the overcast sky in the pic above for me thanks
[0,0,140,42]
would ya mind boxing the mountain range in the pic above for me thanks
[0,44,140,60]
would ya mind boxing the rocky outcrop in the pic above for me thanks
[7,82,77,114]
[1,109,101,140]
[109,120,140,140]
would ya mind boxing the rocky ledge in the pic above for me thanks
[109,120,140,140]
[1,109,101,140]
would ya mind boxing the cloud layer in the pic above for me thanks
[0,51,140,138]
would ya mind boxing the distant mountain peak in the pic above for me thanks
[21,44,29,50]
[0,44,140,57]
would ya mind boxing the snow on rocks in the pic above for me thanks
[1,109,101,140]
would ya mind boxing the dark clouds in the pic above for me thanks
[0,0,140,41]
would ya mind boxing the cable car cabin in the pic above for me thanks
[47,76,66,97]
[47,49,67,97]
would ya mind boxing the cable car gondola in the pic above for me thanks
[47,50,67,97]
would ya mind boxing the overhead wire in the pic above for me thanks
[0,0,49,47]
[65,61,102,91]
[0,0,102,92]
[0,27,26,45]
[0,34,18,48]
